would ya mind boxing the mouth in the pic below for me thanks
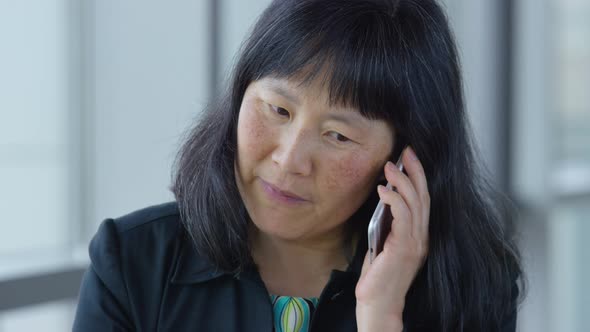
[258,178,308,204]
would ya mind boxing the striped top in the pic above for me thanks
[270,295,320,332]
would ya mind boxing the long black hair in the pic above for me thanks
[172,0,524,330]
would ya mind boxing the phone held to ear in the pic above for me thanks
[367,153,405,264]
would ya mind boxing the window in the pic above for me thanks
[548,0,590,331]
[0,0,74,267]
[0,0,211,330]
[513,0,590,331]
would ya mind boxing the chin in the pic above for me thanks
[250,217,310,241]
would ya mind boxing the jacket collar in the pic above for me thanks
[170,236,227,284]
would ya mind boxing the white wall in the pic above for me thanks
[0,1,77,330]
[444,0,506,181]
[217,0,272,87]
[0,0,71,254]
[86,0,211,233]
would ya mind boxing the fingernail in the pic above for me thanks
[406,147,418,161]
[386,161,396,171]
[377,185,389,193]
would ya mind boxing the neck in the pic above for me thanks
[249,224,352,298]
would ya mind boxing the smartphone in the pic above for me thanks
[367,154,404,264]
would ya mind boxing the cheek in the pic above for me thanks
[323,152,377,195]
[237,104,270,159]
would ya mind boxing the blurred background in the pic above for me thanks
[0,0,588,330]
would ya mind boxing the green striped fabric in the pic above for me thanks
[270,295,320,332]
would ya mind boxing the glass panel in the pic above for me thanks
[0,0,71,255]
[554,0,590,163]
[549,202,590,332]
[0,164,68,254]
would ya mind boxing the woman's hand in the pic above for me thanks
[355,146,430,332]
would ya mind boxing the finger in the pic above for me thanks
[402,147,431,233]
[383,160,421,235]
[377,184,411,238]
[360,250,370,278]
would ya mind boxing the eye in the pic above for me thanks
[270,104,290,118]
[328,131,352,143]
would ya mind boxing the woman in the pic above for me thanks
[73,0,524,331]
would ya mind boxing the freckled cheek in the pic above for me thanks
[322,154,377,196]
[237,110,273,159]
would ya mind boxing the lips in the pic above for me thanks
[259,178,308,203]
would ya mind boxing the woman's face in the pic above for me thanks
[235,76,394,243]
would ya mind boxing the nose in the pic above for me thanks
[271,126,313,176]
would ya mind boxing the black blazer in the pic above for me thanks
[72,202,518,331]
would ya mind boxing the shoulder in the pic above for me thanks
[84,202,220,318]
[88,201,227,288]
[77,202,218,329]
[89,200,188,265]
[108,200,181,234]
[87,202,193,299]
[89,201,183,264]
[88,200,183,269]
[108,200,181,239]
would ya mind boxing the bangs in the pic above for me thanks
[238,1,411,130]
